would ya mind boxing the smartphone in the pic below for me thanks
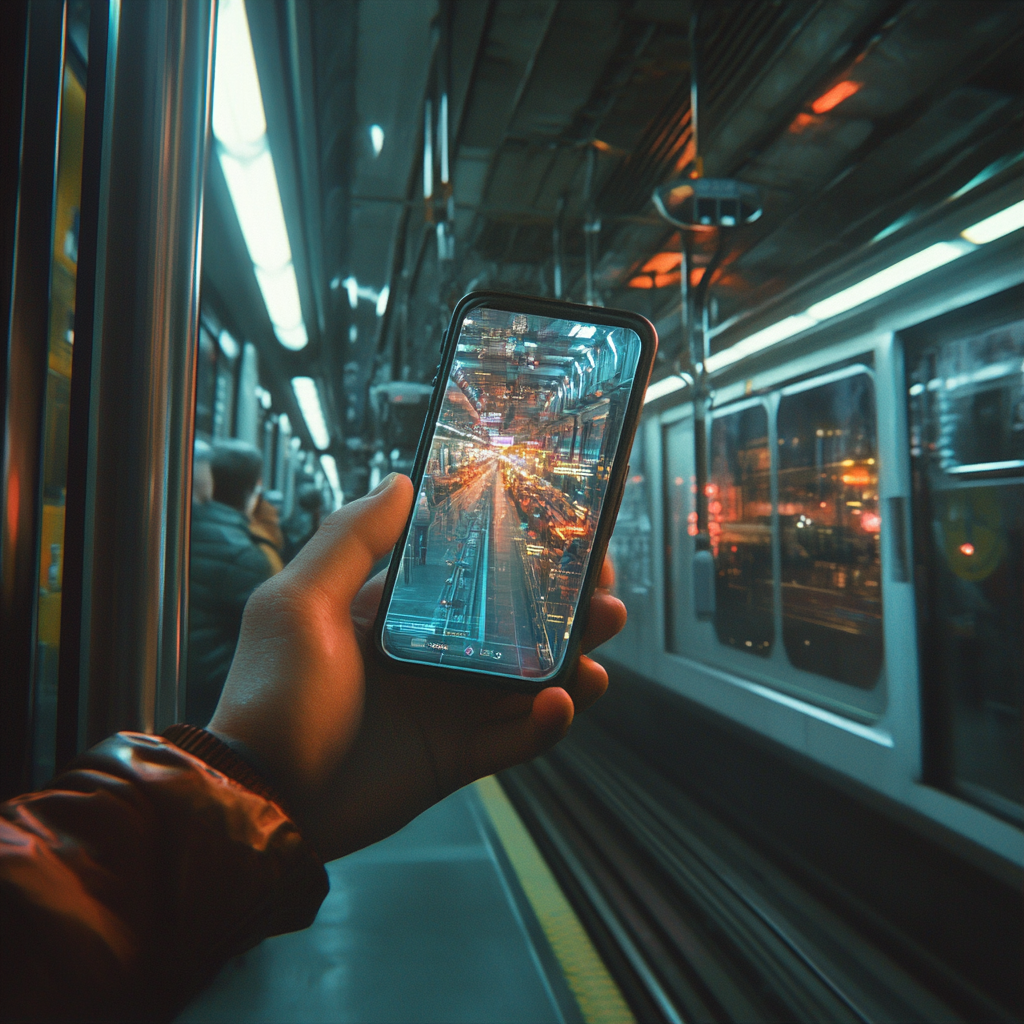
[373,292,657,691]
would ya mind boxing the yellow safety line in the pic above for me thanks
[475,775,636,1024]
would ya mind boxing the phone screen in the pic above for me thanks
[381,306,642,681]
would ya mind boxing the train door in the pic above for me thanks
[905,290,1024,824]
[1,0,214,798]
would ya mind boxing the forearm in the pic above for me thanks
[0,731,328,1022]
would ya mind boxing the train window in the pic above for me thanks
[909,319,1023,821]
[663,416,695,654]
[777,371,883,688]
[708,404,773,656]
[609,431,653,601]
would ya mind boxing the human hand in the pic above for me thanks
[209,473,626,861]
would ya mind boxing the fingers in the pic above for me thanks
[289,474,414,607]
[580,592,627,653]
[597,555,615,591]
[351,568,388,628]
[570,656,609,713]
[468,687,573,778]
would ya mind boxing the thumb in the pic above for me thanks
[289,473,414,607]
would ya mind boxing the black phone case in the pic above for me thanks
[372,291,658,693]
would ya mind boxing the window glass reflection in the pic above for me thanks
[777,372,882,688]
[709,405,773,656]
[909,318,1023,821]
[663,419,695,654]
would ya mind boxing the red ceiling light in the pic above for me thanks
[628,276,654,289]
[642,251,681,274]
[811,79,862,114]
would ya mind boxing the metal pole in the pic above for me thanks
[78,0,215,745]
[0,0,65,798]
[553,195,564,299]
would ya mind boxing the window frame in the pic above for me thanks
[662,358,891,722]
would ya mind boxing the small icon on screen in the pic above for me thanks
[464,646,474,656]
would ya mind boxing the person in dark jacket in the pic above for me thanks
[0,473,627,1022]
[186,440,271,725]
[281,479,326,562]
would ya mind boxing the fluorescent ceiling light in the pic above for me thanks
[369,124,384,157]
[218,329,240,360]
[961,199,1024,244]
[343,276,358,310]
[212,0,266,153]
[254,265,303,329]
[213,0,308,351]
[706,314,819,372]
[576,325,597,339]
[645,376,687,402]
[274,323,308,351]
[376,285,390,317]
[806,241,968,321]
[218,151,292,270]
[320,454,343,509]
[291,377,331,450]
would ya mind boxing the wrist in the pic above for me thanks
[162,724,294,818]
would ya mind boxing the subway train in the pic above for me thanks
[2,0,1022,1022]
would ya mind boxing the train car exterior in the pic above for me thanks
[606,192,1023,866]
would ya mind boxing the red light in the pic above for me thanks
[705,483,718,498]
[627,276,653,289]
[860,512,881,533]
[731,545,738,553]
[642,252,681,274]
[789,112,818,134]
[960,542,975,556]
[653,271,682,288]
[811,80,862,114]
[690,268,705,286]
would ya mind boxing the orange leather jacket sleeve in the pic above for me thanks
[0,731,329,1023]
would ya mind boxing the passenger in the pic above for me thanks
[0,474,627,1022]
[281,480,326,562]
[192,438,214,504]
[186,440,272,726]
[249,491,285,574]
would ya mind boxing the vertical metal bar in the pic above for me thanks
[552,195,564,299]
[0,0,66,799]
[78,0,214,746]
[55,0,112,771]
[688,3,701,176]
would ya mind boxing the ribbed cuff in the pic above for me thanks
[162,724,288,813]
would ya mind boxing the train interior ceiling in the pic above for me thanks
[2,0,1023,1022]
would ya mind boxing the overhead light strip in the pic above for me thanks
[694,203,1023,376]
[320,454,343,509]
[213,0,308,351]
[291,377,331,450]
